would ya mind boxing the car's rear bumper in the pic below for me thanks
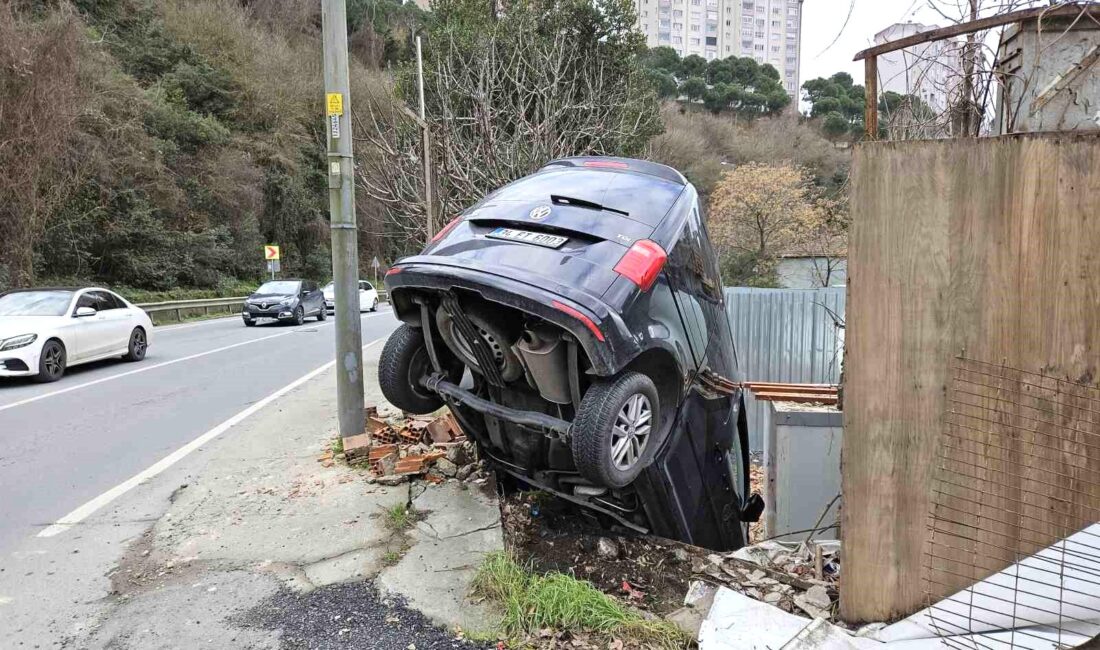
[0,345,39,377]
[385,258,638,376]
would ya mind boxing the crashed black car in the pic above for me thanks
[379,157,761,551]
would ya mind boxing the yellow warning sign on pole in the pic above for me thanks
[326,93,343,116]
[264,245,280,260]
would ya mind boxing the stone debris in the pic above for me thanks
[691,539,841,621]
[321,407,488,487]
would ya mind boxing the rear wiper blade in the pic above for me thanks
[550,194,630,217]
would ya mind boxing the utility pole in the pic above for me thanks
[416,35,434,239]
[322,0,365,439]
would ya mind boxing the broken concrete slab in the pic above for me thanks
[699,587,812,650]
[378,481,503,633]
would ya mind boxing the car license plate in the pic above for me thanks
[487,227,568,249]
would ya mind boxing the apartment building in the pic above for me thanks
[873,23,962,113]
[635,0,804,95]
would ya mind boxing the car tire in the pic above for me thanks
[370,300,378,312]
[243,317,256,327]
[317,306,327,322]
[34,340,67,383]
[378,324,444,415]
[123,328,148,362]
[292,306,304,326]
[571,371,660,488]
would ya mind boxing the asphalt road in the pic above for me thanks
[0,308,400,555]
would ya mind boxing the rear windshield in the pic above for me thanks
[484,168,684,226]
[0,290,74,316]
[256,281,300,294]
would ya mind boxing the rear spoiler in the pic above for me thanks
[541,157,687,186]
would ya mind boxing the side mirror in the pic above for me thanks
[75,306,97,318]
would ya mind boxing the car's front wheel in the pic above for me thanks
[370,299,378,312]
[243,317,256,327]
[378,324,444,415]
[123,328,147,361]
[572,371,660,488]
[292,306,304,326]
[35,340,67,383]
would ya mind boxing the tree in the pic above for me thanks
[822,112,850,140]
[707,162,833,286]
[646,68,678,99]
[679,76,708,101]
[680,54,707,78]
[357,0,662,256]
[643,45,680,73]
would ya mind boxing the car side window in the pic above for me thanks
[306,282,318,293]
[89,291,121,310]
[100,292,126,310]
[75,292,99,313]
[361,282,373,291]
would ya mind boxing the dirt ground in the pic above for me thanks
[497,457,768,618]
[498,490,703,616]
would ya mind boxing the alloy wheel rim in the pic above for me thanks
[44,346,63,375]
[611,393,652,471]
[133,331,146,355]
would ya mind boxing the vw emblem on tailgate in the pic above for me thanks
[528,205,552,221]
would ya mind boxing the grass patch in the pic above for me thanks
[473,553,689,649]
[330,437,344,455]
[382,550,403,566]
[384,502,413,531]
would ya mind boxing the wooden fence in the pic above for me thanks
[841,133,1100,622]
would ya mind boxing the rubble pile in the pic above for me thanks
[692,539,841,621]
[321,407,490,487]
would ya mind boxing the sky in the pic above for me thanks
[799,0,967,85]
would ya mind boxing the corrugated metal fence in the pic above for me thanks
[725,287,846,451]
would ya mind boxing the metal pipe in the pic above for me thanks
[420,374,572,437]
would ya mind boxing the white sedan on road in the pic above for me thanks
[322,280,379,313]
[0,288,153,383]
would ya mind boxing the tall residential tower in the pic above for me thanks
[635,0,804,96]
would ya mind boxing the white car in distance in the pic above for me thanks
[0,288,153,383]
[322,280,379,314]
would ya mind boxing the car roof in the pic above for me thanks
[2,287,82,293]
[540,156,687,186]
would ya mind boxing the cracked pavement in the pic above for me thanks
[1,340,503,648]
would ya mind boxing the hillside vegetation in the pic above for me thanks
[0,0,405,291]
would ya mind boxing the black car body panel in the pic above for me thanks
[383,157,755,551]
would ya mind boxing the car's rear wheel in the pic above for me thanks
[572,371,660,488]
[35,340,67,383]
[317,305,327,321]
[378,324,444,414]
[292,306,304,326]
[123,328,147,361]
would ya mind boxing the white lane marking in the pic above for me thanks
[0,311,393,413]
[37,337,387,538]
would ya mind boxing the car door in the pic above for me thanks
[303,282,321,315]
[70,291,115,361]
[95,291,136,352]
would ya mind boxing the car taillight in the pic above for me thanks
[386,267,402,276]
[613,240,667,292]
[582,160,629,169]
[430,217,461,243]
[552,301,605,342]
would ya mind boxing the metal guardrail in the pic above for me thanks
[136,291,390,323]
[137,297,246,322]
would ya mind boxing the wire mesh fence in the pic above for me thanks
[925,356,1100,649]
